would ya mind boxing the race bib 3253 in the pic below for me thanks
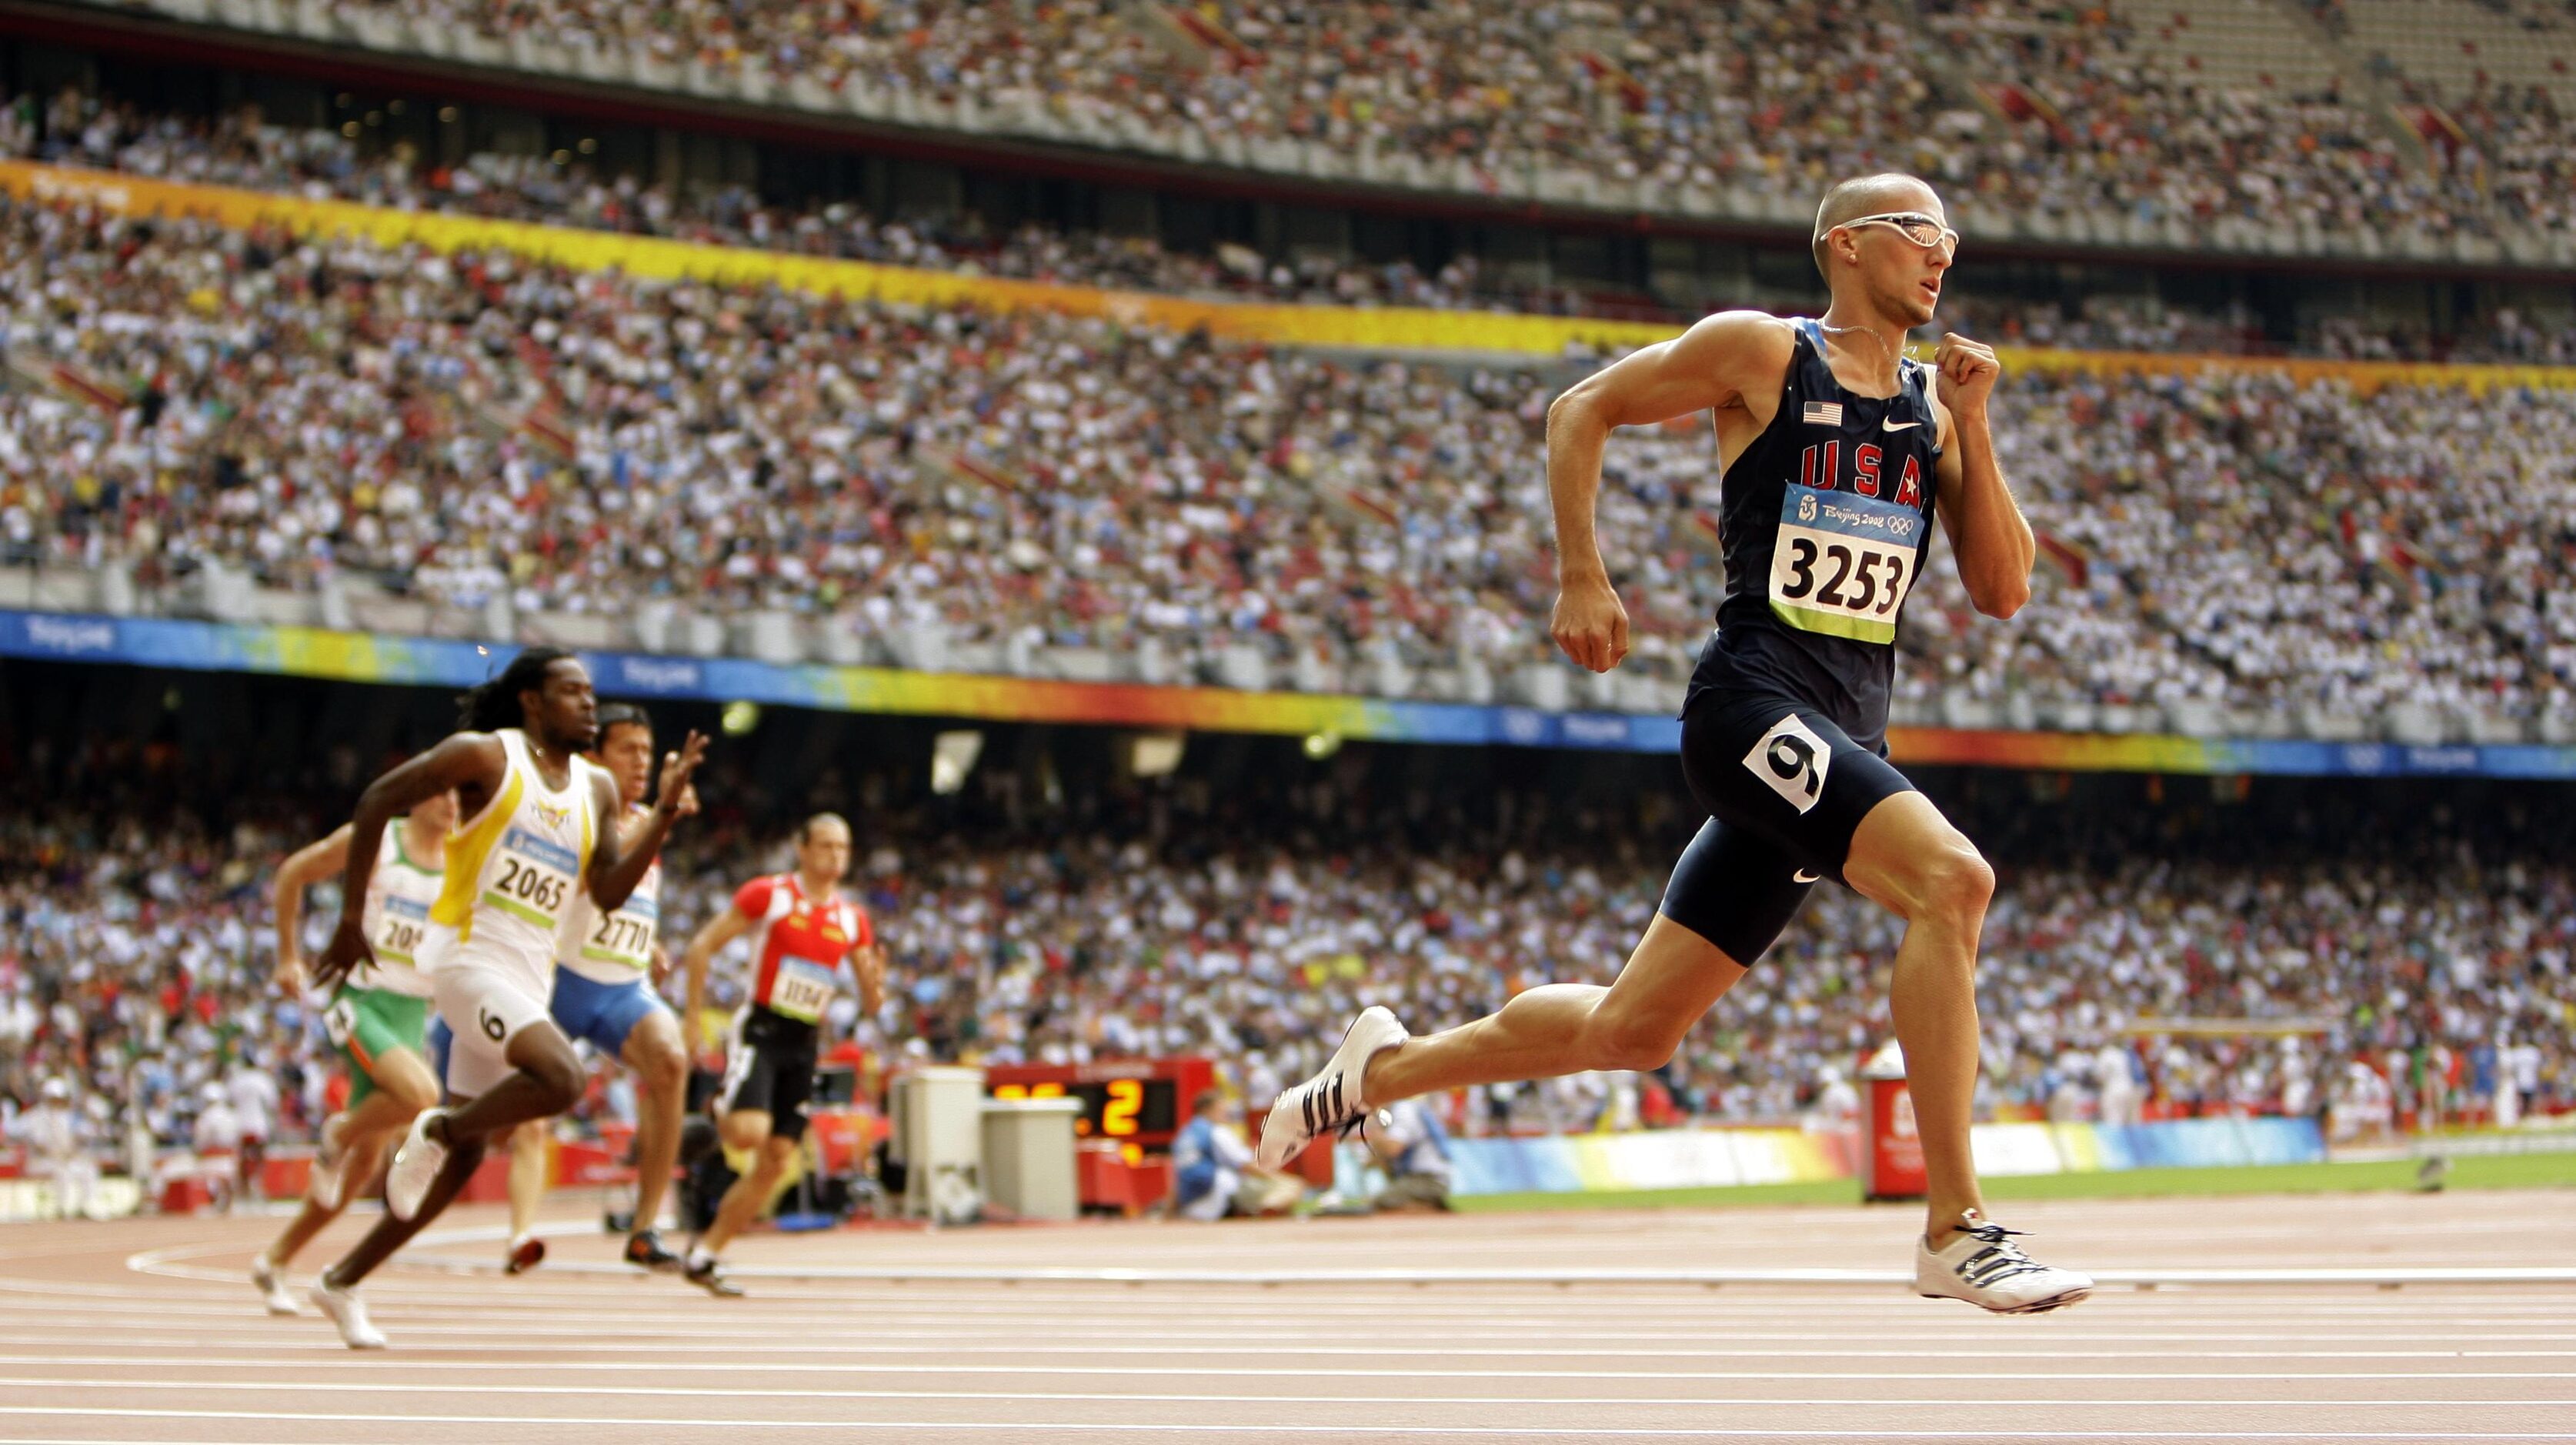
[1767,483,1924,643]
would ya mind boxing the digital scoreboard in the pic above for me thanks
[983,1057,1216,1152]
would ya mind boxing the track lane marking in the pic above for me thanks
[2,1377,2573,1409]
[0,1409,2572,1439]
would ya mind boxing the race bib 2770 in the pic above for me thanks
[1767,483,1924,644]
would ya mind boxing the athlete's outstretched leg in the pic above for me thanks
[254,1043,436,1313]
[503,1120,547,1271]
[1261,819,1810,1170]
[258,1134,388,1268]
[1840,790,1991,1248]
[699,1114,789,1260]
[621,1009,689,1242]
[320,1135,490,1293]
[1362,916,1747,1102]
[307,1132,490,1348]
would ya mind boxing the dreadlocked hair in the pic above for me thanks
[455,646,579,734]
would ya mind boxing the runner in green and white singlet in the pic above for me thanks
[248,792,456,1317]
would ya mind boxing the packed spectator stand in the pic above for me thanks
[9,85,2576,362]
[56,0,2576,265]
[0,182,2570,738]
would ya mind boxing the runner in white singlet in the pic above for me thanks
[497,702,692,1277]
[248,796,455,1317]
[301,648,706,1350]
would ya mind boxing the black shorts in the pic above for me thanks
[1657,689,1917,966]
[715,1008,818,1142]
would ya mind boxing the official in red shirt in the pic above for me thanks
[676,813,885,1293]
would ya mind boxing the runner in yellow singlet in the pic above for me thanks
[302,647,706,1350]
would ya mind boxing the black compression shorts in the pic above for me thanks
[715,1007,818,1143]
[1657,689,1917,966]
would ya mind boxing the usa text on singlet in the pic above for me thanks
[1684,317,1943,755]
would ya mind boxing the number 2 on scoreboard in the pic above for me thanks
[1102,1079,1143,1136]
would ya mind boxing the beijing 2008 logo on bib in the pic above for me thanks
[1797,494,1817,523]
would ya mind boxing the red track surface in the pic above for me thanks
[2,1189,2571,1443]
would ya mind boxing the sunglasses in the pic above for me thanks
[1834,212,1960,255]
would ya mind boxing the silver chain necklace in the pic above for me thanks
[1817,322,1906,391]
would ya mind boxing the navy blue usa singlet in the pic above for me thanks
[1683,318,1944,755]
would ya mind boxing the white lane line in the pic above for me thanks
[3,1377,2571,1410]
[79,1267,2576,1318]
[49,1288,2576,1330]
[0,1356,2566,1382]
[0,1347,2559,1377]
[388,1255,2576,1288]
[0,1318,2567,1353]
[113,1238,2576,1290]
[0,1410,2571,1440]
[98,1259,2576,1310]
[17,1293,2576,1342]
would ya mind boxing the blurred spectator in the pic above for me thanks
[1367,1096,1455,1212]
[17,1078,101,1220]
[1169,1089,1303,1220]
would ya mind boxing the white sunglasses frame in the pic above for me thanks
[1829,212,1962,254]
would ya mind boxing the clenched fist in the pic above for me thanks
[1933,332,2000,414]
[1551,572,1630,674]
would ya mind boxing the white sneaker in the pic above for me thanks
[309,1280,386,1350]
[305,1117,349,1212]
[1256,1006,1409,1170]
[383,1108,449,1222]
[1915,1210,2094,1314]
[249,1255,298,1317]
[503,1233,546,1275]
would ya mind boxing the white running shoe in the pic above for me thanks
[309,1280,386,1350]
[305,1117,349,1212]
[249,1255,298,1317]
[1256,1006,1409,1170]
[503,1233,546,1275]
[383,1108,449,1222]
[1915,1210,2093,1314]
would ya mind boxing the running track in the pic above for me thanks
[0,1188,2570,1443]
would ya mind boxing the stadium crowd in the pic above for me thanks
[8,85,2574,362]
[97,0,2566,249]
[5,756,2571,1172]
[3,193,2571,722]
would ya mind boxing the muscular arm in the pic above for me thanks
[271,824,353,994]
[1545,311,1795,671]
[583,731,707,913]
[1929,337,2034,619]
[852,942,888,1018]
[312,734,506,990]
[681,906,757,1053]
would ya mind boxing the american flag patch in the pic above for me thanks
[1803,401,1844,426]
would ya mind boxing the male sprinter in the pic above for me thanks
[677,813,884,1296]
[304,648,706,1347]
[248,787,455,1313]
[1261,175,2091,1313]
[493,702,692,1275]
